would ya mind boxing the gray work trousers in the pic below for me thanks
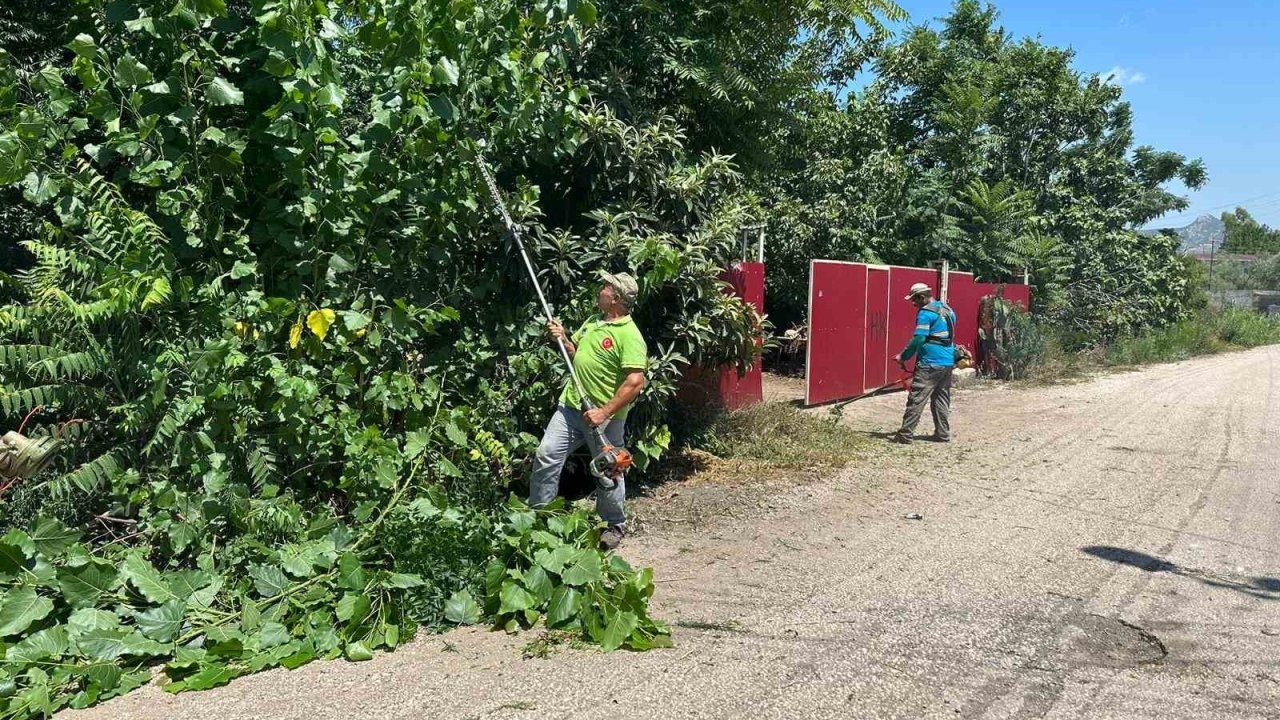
[899,364,953,440]
[528,405,627,526]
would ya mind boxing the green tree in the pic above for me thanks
[1221,207,1280,254]
[0,1,83,281]
[855,0,1204,338]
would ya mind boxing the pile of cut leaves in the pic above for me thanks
[0,499,669,718]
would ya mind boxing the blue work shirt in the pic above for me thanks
[914,301,956,368]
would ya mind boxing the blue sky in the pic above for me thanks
[883,0,1280,230]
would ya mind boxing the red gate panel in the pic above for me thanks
[805,261,867,405]
[863,267,890,392]
[1002,283,1030,310]
[717,262,765,409]
[946,271,979,354]
[887,266,941,381]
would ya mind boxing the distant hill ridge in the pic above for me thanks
[1140,214,1225,254]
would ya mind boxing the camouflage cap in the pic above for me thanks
[599,271,639,306]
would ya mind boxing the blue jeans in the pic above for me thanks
[528,405,627,526]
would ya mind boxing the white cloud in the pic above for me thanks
[1102,66,1147,87]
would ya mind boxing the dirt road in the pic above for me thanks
[70,347,1280,720]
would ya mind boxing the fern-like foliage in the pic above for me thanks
[0,161,183,503]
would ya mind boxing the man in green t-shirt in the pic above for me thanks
[529,271,648,550]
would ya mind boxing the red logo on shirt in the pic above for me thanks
[601,337,614,351]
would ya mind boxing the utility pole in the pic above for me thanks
[1208,235,1217,310]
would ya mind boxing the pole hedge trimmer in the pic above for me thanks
[476,159,632,492]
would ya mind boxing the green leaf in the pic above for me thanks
[0,542,30,576]
[443,589,481,625]
[58,561,119,608]
[315,83,345,109]
[120,631,170,657]
[344,640,373,661]
[0,588,54,637]
[337,553,365,591]
[508,511,536,535]
[136,600,185,642]
[207,630,244,658]
[576,0,598,25]
[445,422,467,447]
[6,625,68,663]
[328,254,355,278]
[497,581,537,614]
[122,554,175,603]
[241,598,261,633]
[428,95,456,122]
[21,172,59,206]
[432,57,460,85]
[168,569,213,602]
[280,645,315,669]
[560,550,603,587]
[74,628,129,660]
[335,593,371,625]
[193,0,227,17]
[81,660,123,691]
[279,544,322,577]
[172,663,240,692]
[68,34,97,58]
[31,517,79,556]
[403,430,431,460]
[2,529,34,556]
[207,76,244,106]
[383,572,424,589]
[200,126,228,144]
[545,586,580,628]
[535,546,575,575]
[341,310,370,331]
[67,608,121,634]
[256,621,290,649]
[522,566,554,604]
[248,564,289,598]
[114,54,153,87]
[599,611,638,652]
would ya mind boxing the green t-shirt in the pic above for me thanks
[559,315,648,418]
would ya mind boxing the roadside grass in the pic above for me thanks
[648,401,870,488]
[1107,308,1280,366]
[1019,309,1280,383]
[706,402,869,469]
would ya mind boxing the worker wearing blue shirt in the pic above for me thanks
[893,283,956,444]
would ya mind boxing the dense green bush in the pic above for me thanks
[1008,308,1280,380]
[0,0,758,714]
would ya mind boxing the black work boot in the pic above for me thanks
[891,432,913,445]
[599,525,625,551]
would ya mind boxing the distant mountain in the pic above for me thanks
[1140,214,1225,254]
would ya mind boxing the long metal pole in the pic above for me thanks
[476,159,592,406]
[1209,236,1217,310]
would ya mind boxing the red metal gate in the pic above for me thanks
[805,261,1031,406]
[805,261,867,405]
[863,267,890,391]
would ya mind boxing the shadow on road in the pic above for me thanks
[1081,545,1280,601]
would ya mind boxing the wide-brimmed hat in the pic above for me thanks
[904,282,932,301]
[599,271,639,305]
